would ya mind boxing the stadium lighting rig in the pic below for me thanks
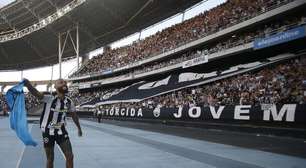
[0,0,86,43]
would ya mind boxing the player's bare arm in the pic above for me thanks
[23,78,44,100]
[70,112,82,137]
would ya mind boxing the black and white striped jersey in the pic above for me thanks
[40,94,76,135]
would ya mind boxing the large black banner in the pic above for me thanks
[96,104,306,123]
[82,66,257,107]
[81,54,297,108]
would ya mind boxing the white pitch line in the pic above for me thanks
[16,124,34,168]
[57,144,66,161]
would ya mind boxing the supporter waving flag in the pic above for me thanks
[5,80,37,146]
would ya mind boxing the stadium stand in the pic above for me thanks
[0,92,42,114]
[71,0,295,78]
[0,93,5,114]
[70,13,306,86]
[125,56,306,108]
[132,16,306,75]
[74,54,305,108]
[24,94,42,111]
[2,1,306,167]
[2,0,304,115]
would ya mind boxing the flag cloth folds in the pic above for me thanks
[5,80,37,146]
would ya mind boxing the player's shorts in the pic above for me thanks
[42,131,70,147]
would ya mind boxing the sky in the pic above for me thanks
[0,0,15,8]
[0,0,226,92]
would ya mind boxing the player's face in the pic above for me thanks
[55,79,68,94]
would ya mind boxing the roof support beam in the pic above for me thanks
[1,15,17,31]
[46,0,100,47]
[0,0,46,27]
[21,1,58,38]
[0,0,23,17]
[58,25,80,78]
[1,10,49,67]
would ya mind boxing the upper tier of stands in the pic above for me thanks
[71,0,295,78]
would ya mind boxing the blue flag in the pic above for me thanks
[5,80,37,146]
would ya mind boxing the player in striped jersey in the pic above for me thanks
[24,78,82,168]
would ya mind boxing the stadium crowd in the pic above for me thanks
[0,92,42,114]
[69,14,305,82]
[132,15,306,75]
[71,0,293,77]
[24,94,41,111]
[1,0,304,114]
[0,93,7,115]
[69,87,126,106]
[148,59,305,108]
[94,56,306,110]
[1,56,305,115]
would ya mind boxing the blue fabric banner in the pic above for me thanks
[5,80,37,146]
[254,26,306,50]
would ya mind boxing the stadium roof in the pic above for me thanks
[0,0,202,70]
[0,0,16,9]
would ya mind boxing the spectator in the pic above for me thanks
[82,56,306,109]
[71,0,293,78]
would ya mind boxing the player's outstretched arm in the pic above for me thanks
[71,112,83,137]
[23,78,44,100]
